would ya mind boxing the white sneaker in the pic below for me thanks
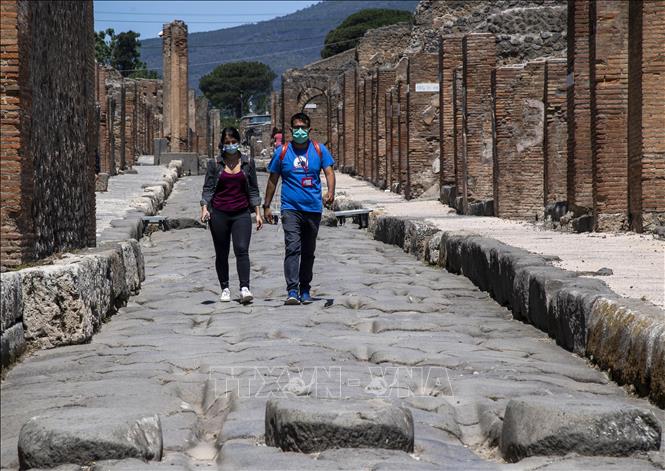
[220,288,231,302]
[240,287,253,304]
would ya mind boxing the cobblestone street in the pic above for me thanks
[2,175,662,470]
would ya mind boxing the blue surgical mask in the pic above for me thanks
[292,128,309,144]
[223,143,240,154]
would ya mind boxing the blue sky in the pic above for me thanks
[93,1,320,40]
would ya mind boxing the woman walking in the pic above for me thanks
[200,127,263,303]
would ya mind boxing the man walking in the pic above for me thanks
[263,113,336,305]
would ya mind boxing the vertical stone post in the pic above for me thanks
[453,67,465,209]
[544,59,568,206]
[376,68,396,188]
[188,88,196,153]
[591,0,630,231]
[493,62,546,220]
[209,108,221,158]
[567,0,594,215]
[628,0,665,232]
[462,33,496,212]
[195,96,209,157]
[162,20,189,152]
[439,36,464,201]
[357,77,365,177]
[406,52,439,198]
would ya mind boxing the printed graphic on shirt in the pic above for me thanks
[293,156,308,170]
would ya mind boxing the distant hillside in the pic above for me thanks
[139,0,419,92]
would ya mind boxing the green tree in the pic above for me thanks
[94,29,159,79]
[321,9,413,58]
[200,62,276,118]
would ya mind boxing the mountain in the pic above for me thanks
[139,0,419,92]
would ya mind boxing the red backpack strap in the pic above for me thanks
[279,143,289,162]
[312,140,322,158]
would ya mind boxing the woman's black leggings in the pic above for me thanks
[209,207,252,289]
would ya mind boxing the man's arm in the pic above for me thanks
[263,172,280,223]
[323,166,336,208]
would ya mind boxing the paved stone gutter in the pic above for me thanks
[0,162,183,370]
[365,214,664,408]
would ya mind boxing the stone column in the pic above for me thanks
[493,62,546,220]
[188,89,196,153]
[544,59,568,206]
[195,96,209,156]
[462,33,496,211]
[406,52,439,198]
[591,0,630,231]
[567,0,594,215]
[376,67,396,188]
[162,20,189,152]
[628,0,665,232]
[208,108,221,158]
[439,36,464,197]
[342,68,356,173]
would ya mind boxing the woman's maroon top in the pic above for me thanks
[211,170,249,212]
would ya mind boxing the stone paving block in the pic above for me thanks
[500,396,661,462]
[265,398,414,453]
[18,410,162,469]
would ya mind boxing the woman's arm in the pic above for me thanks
[200,159,217,208]
[247,157,262,210]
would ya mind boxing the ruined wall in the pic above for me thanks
[409,0,566,65]
[1,0,96,267]
[493,62,545,220]
[162,20,188,152]
[356,23,412,70]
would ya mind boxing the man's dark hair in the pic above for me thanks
[290,112,311,128]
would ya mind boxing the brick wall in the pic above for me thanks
[187,89,196,153]
[453,67,465,199]
[1,0,96,267]
[124,79,137,168]
[567,0,593,214]
[493,62,546,220]
[95,65,117,175]
[544,59,568,205]
[209,109,221,158]
[628,0,665,232]
[162,20,188,152]
[591,0,630,231]
[406,52,440,198]
[439,36,463,189]
[462,33,496,206]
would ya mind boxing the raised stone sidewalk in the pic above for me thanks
[333,173,665,407]
[0,161,182,370]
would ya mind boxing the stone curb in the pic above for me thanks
[368,213,665,408]
[0,162,182,370]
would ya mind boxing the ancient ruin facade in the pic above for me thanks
[274,0,664,234]
[162,20,189,152]
[1,0,97,267]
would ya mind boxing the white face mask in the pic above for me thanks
[223,143,240,154]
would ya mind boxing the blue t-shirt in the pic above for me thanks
[268,141,335,213]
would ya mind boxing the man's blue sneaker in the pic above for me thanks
[285,290,300,305]
[300,292,313,305]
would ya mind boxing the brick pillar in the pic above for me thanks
[195,96,209,157]
[567,0,594,214]
[439,36,463,192]
[628,0,665,232]
[397,80,409,196]
[124,79,137,168]
[188,88,196,153]
[462,33,496,209]
[376,68,396,188]
[209,108,220,158]
[591,0,630,231]
[493,62,546,220]
[407,52,439,198]
[162,20,188,152]
[370,71,378,184]
[453,67,465,205]
[544,59,568,206]
[96,65,114,175]
[357,77,365,177]
[385,89,393,188]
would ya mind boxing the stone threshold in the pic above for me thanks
[362,213,664,409]
[0,161,184,372]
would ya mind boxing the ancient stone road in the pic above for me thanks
[1,175,663,470]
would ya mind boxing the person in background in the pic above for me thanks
[263,113,335,305]
[200,127,263,304]
[271,127,283,150]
